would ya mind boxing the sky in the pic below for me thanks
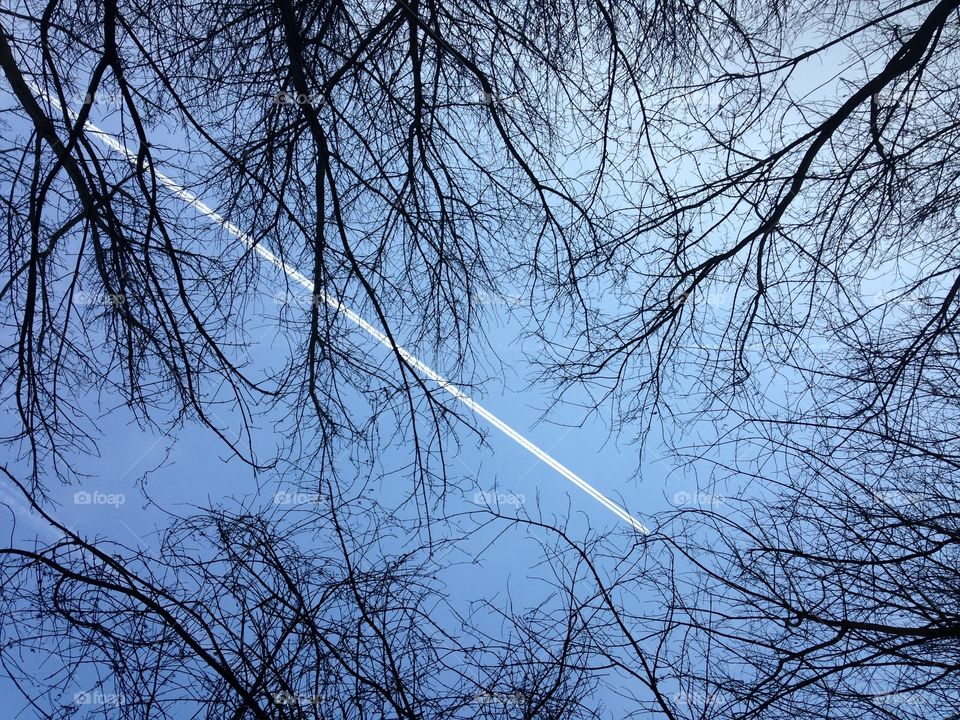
[0,9,903,715]
[0,69,681,717]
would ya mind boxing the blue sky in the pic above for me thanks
[0,78,684,716]
[0,13,894,713]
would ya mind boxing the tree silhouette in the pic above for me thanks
[2,0,960,717]
[529,0,960,716]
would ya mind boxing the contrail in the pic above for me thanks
[27,82,649,534]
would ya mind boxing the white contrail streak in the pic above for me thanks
[27,82,649,534]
